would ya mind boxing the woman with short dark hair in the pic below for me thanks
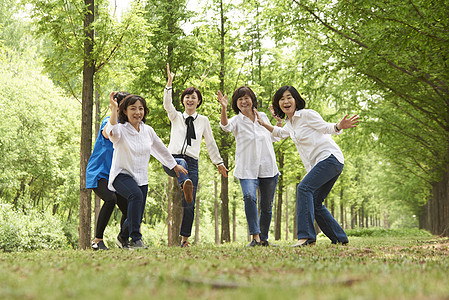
[162,64,228,248]
[218,86,279,247]
[107,93,187,249]
[257,86,359,247]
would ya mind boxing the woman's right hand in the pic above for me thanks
[167,63,173,87]
[217,90,228,108]
[109,92,118,111]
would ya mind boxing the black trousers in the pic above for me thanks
[93,178,128,239]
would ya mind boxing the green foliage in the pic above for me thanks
[0,49,80,220]
[0,202,70,252]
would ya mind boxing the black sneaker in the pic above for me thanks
[129,239,148,249]
[247,239,261,247]
[180,241,190,248]
[92,240,109,251]
[116,234,129,249]
[261,241,278,247]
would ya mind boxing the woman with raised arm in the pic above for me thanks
[256,86,359,247]
[163,64,228,248]
[86,92,129,250]
[218,87,279,247]
[107,93,187,249]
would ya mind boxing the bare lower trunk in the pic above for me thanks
[169,177,182,246]
[420,164,449,236]
[214,179,220,244]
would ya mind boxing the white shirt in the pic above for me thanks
[163,89,223,165]
[272,109,344,173]
[106,121,177,191]
[221,112,279,179]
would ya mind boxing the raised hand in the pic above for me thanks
[254,108,265,126]
[109,92,118,111]
[269,105,283,125]
[337,114,360,130]
[167,63,174,87]
[217,90,228,108]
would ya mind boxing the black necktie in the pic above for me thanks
[185,116,196,146]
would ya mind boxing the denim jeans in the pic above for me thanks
[163,154,199,237]
[239,174,278,241]
[296,154,348,243]
[112,173,148,242]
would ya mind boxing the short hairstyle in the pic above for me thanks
[114,91,130,106]
[272,86,305,119]
[231,86,257,115]
[181,87,202,108]
[118,95,149,124]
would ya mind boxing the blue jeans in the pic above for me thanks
[239,174,278,241]
[112,173,148,242]
[297,154,348,243]
[163,154,199,237]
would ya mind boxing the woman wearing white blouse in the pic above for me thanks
[218,86,279,247]
[107,93,187,249]
[256,86,359,247]
[163,64,228,248]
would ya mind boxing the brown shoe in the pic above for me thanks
[182,179,193,204]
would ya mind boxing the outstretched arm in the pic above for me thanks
[217,90,229,126]
[335,114,359,131]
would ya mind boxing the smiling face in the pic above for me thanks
[236,94,254,114]
[182,92,200,114]
[278,90,297,118]
[125,100,145,129]
[231,86,257,115]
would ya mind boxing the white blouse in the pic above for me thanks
[163,89,223,165]
[221,112,279,179]
[106,121,177,191]
[272,109,344,173]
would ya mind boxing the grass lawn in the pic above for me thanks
[1,235,448,299]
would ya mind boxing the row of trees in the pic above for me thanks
[0,0,447,249]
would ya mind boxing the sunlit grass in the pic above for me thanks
[1,235,448,299]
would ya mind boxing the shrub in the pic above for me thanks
[0,203,70,252]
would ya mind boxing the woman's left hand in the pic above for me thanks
[173,164,188,177]
[217,164,229,178]
[337,114,360,130]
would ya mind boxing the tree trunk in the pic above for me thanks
[167,176,172,244]
[94,84,101,234]
[169,176,182,246]
[79,0,95,250]
[232,202,236,242]
[214,179,220,244]
[285,188,289,240]
[420,164,449,236]
[220,154,230,243]
[194,185,200,244]
[275,152,284,240]
[218,0,230,244]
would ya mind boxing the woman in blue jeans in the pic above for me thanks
[218,86,279,247]
[86,91,129,250]
[106,92,187,249]
[162,64,228,248]
[257,86,359,247]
